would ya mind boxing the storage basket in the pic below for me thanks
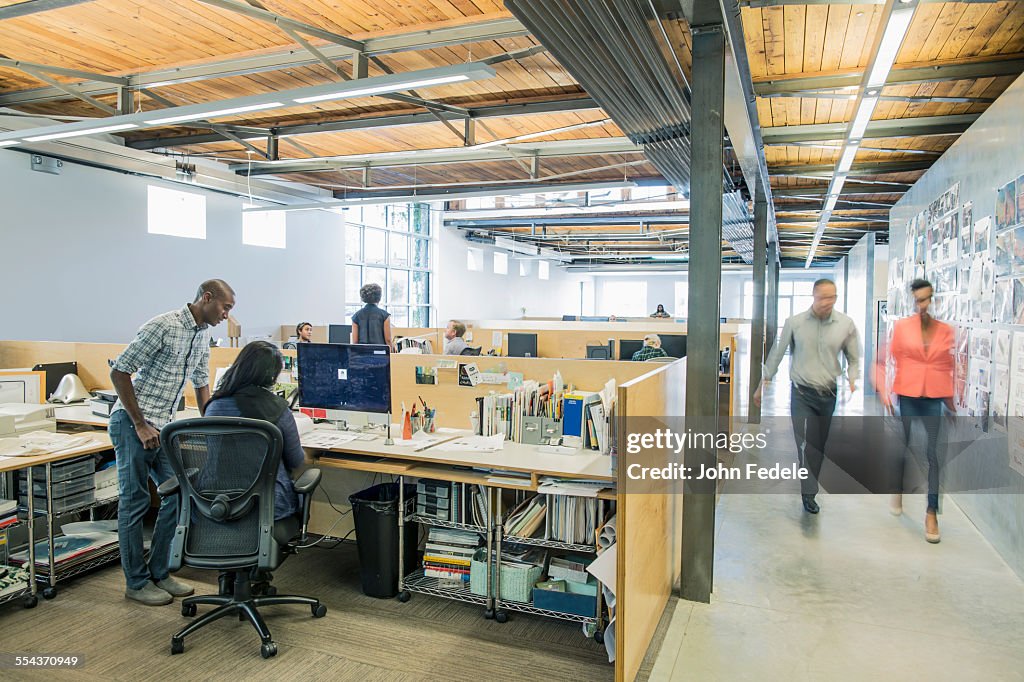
[470,548,544,603]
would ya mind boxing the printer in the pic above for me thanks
[0,403,57,439]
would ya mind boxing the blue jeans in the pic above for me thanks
[110,410,179,590]
[896,396,943,512]
[791,383,837,497]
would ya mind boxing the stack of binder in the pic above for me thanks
[417,479,488,527]
[546,496,600,545]
[422,528,480,582]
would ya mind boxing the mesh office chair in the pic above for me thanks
[158,417,326,659]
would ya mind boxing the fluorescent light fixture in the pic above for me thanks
[494,237,539,256]
[25,123,138,142]
[294,74,470,104]
[0,140,19,147]
[0,64,496,146]
[849,96,878,140]
[866,6,916,88]
[145,102,284,125]
[837,146,858,174]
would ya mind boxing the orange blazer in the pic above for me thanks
[889,315,954,398]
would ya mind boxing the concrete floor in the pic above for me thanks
[647,350,1024,681]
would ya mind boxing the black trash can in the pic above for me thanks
[349,482,417,598]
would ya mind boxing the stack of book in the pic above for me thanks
[503,496,547,539]
[547,496,599,545]
[0,498,17,531]
[422,528,480,582]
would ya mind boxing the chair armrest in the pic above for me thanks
[156,467,200,498]
[293,468,322,495]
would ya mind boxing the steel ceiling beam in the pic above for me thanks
[772,184,909,196]
[0,18,527,107]
[0,0,94,19]
[760,91,995,104]
[754,57,1024,95]
[762,114,977,144]
[194,0,363,51]
[771,159,932,176]
[742,0,1000,8]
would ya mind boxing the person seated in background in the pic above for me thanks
[203,341,303,536]
[297,322,313,343]
[650,304,670,318]
[351,283,392,347]
[608,314,618,322]
[632,333,668,361]
[444,320,468,355]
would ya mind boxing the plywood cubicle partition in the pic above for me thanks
[615,358,686,682]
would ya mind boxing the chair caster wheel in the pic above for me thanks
[42,587,57,599]
[312,603,327,618]
[260,642,277,659]
[23,595,38,609]
[495,610,509,623]
[182,603,197,617]
[594,629,604,645]
[397,591,410,603]
[171,638,184,655]
[484,608,495,619]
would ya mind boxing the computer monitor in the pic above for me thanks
[586,345,610,360]
[561,315,578,321]
[619,339,644,360]
[328,324,352,344]
[659,334,687,359]
[297,343,391,427]
[580,316,609,322]
[32,361,78,400]
[507,333,538,358]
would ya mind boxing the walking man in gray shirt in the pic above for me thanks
[754,278,860,514]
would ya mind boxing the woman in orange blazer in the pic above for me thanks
[881,278,954,543]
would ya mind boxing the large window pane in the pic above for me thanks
[412,271,430,305]
[389,205,409,232]
[363,203,387,228]
[389,233,410,266]
[345,265,362,303]
[467,247,483,271]
[345,224,362,263]
[413,306,431,327]
[494,252,508,275]
[344,305,360,323]
[411,203,431,235]
[390,306,409,327]
[778,281,794,296]
[389,269,409,304]
[413,238,430,269]
[364,266,386,294]
[794,295,814,312]
[793,281,815,296]
[364,228,387,264]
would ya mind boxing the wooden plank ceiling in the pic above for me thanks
[0,1,1022,266]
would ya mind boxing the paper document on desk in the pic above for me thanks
[393,431,449,450]
[439,433,505,452]
[301,431,360,449]
[537,476,609,497]
[0,431,93,457]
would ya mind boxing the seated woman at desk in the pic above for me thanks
[283,322,313,350]
[650,304,670,318]
[632,334,668,361]
[351,283,392,348]
[204,340,302,529]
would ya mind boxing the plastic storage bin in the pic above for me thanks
[349,482,417,598]
[471,548,544,603]
[21,456,95,483]
[19,473,95,499]
[19,489,95,514]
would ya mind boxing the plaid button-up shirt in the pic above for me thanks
[631,346,668,362]
[111,305,211,427]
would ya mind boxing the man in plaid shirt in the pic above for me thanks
[632,334,669,362]
[110,279,235,606]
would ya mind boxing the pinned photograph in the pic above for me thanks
[970,329,992,361]
[1015,277,1024,324]
[974,216,992,255]
[996,179,1017,230]
[1015,225,1024,274]
[994,280,1013,325]
[995,330,1012,366]
[995,229,1013,278]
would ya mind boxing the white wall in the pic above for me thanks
[0,149,346,343]
[434,225,583,322]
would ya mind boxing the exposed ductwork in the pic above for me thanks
[505,0,755,262]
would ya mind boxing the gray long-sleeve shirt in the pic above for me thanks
[763,308,861,391]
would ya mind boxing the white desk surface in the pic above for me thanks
[0,431,113,473]
[55,405,201,428]
[304,424,614,481]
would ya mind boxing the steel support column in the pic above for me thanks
[765,241,780,355]
[749,189,768,424]
[681,15,724,605]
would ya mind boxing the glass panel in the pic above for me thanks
[364,266,387,294]
[345,224,362,263]
[389,204,410,232]
[411,203,431,235]
[413,238,430,269]
[412,271,430,305]
[519,260,532,277]
[467,247,483,271]
[389,269,409,304]
[364,228,386,264]
[362,203,387,228]
[778,281,794,296]
[345,205,362,226]
[344,305,360,324]
[779,298,793,322]
[413,306,431,327]
[389,233,410,266]
[390,306,409,327]
[345,265,362,303]
[493,251,508,275]
[793,280,815,295]
[794,295,814,312]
